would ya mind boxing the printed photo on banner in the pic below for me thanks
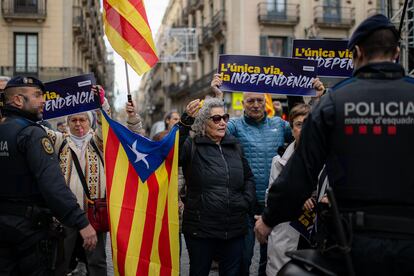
[218,55,318,96]
[292,39,353,78]
[42,74,99,120]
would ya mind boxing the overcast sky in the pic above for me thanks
[104,0,169,109]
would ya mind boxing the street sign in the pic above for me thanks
[158,28,198,63]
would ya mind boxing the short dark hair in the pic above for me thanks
[357,28,399,60]
[289,103,311,128]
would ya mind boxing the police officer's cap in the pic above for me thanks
[4,76,46,93]
[348,14,399,50]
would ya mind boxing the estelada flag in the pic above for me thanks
[102,111,179,276]
[265,93,275,118]
[103,0,159,75]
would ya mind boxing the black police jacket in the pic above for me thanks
[179,134,256,239]
[0,106,89,230]
[263,62,414,227]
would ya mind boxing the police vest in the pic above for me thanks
[0,116,43,202]
[328,76,414,214]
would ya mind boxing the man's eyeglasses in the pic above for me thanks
[245,98,265,105]
[209,114,230,124]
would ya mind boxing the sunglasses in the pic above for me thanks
[209,114,230,124]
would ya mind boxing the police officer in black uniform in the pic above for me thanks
[0,76,98,275]
[255,14,414,275]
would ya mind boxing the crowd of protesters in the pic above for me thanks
[2,13,414,276]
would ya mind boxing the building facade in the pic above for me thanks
[0,0,115,107]
[138,0,410,129]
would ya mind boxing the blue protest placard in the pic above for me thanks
[42,74,98,120]
[218,55,317,96]
[292,39,353,78]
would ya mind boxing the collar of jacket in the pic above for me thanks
[353,62,405,79]
[2,105,38,122]
[194,133,238,145]
[243,111,267,126]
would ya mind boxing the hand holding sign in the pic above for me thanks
[210,73,224,100]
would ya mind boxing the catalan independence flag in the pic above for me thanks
[265,93,275,118]
[102,111,179,276]
[103,0,158,75]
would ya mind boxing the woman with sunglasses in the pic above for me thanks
[178,98,256,276]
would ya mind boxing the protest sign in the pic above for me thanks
[218,55,317,96]
[290,209,316,242]
[232,92,244,110]
[43,74,98,120]
[292,39,353,78]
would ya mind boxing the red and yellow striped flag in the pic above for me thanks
[102,111,179,276]
[265,93,275,118]
[103,0,159,75]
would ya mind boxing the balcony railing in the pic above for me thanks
[0,66,83,81]
[314,5,355,28]
[257,2,300,25]
[73,6,83,34]
[188,69,216,95]
[1,0,47,21]
[201,25,214,45]
[189,0,203,11]
[367,8,400,18]
[212,10,226,36]
[166,79,189,97]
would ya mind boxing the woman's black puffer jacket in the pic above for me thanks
[179,134,256,240]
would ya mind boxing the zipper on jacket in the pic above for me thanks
[218,144,230,240]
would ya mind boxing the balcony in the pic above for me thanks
[166,79,189,97]
[189,0,203,11]
[0,66,83,81]
[73,6,83,34]
[201,25,214,46]
[257,2,299,26]
[189,69,216,95]
[212,10,226,37]
[367,8,400,18]
[1,0,47,22]
[314,6,355,29]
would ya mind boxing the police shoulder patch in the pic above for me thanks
[41,137,54,154]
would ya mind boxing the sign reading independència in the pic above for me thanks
[43,74,99,120]
[292,39,353,78]
[217,54,317,97]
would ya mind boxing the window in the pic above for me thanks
[260,36,287,57]
[219,43,225,55]
[324,0,341,22]
[14,33,38,74]
[15,0,38,13]
[267,0,286,14]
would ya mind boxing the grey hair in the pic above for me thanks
[0,76,11,82]
[192,98,225,137]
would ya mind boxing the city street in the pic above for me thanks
[73,234,260,276]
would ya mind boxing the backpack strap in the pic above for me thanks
[58,138,68,158]
[69,147,92,201]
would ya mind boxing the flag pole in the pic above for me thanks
[124,61,133,103]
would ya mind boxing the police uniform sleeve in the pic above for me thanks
[262,93,336,227]
[18,126,89,230]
